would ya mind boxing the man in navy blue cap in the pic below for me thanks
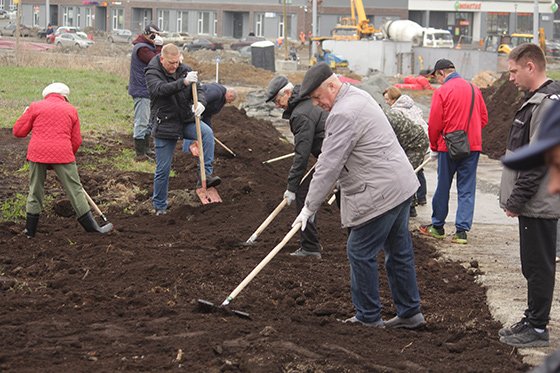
[498,43,560,348]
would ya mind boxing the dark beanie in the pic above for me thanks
[299,63,334,98]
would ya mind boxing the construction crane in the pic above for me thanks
[331,0,380,40]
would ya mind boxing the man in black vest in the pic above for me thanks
[128,23,163,161]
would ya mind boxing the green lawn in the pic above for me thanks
[0,66,132,133]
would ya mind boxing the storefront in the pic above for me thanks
[409,0,556,43]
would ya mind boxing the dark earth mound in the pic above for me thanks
[0,106,528,372]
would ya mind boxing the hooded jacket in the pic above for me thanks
[145,56,206,140]
[499,80,560,218]
[283,85,327,192]
[13,94,81,164]
[391,94,428,134]
[201,82,227,127]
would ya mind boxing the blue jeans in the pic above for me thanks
[152,120,215,211]
[347,198,421,323]
[432,151,479,232]
[132,97,151,139]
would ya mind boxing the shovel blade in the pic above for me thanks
[196,187,222,204]
[197,299,251,319]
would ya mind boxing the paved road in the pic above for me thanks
[412,154,560,368]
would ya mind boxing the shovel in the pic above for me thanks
[243,165,315,246]
[198,222,302,319]
[83,188,108,222]
[192,84,222,204]
[327,157,433,205]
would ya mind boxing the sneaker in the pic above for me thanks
[418,224,445,239]
[417,199,427,206]
[384,313,426,329]
[155,209,167,216]
[451,231,468,244]
[196,175,222,189]
[499,323,549,348]
[499,318,528,337]
[341,316,384,328]
[290,248,321,259]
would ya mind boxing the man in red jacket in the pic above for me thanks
[419,59,488,244]
[13,83,113,237]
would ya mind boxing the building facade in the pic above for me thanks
[5,0,560,41]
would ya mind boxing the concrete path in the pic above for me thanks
[412,154,560,367]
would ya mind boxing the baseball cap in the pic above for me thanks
[144,23,161,35]
[502,99,560,170]
[429,59,455,75]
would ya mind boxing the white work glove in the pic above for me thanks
[429,150,439,160]
[283,190,296,206]
[184,71,198,85]
[153,35,164,46]
[192,102,205,117]
[292,206,314,231]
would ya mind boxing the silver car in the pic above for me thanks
[108,29,132,43]
[55,33,95,49]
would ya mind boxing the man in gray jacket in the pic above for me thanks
[292,63,425,329]
[498,43,560,348]
[266,75,327,258]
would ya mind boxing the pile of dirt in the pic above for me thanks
[481,72,524,159]
[0,107,529,371]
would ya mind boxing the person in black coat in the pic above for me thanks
[201,83,237,127]
[265,75,327,258]
[145,44,220,215]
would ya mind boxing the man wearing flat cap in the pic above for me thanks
[265,75,327,258]
[418,58,488,245]
[498,43,560,348]
[292,62,425,329]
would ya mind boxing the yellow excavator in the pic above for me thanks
[331,0,380,40]
[484,28,546,54]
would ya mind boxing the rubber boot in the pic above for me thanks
[24,213,40,238]
[144,134,155,157]
[77,211,113,234]
[134,138,146,157]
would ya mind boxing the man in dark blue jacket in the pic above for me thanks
[201,83,237,127]
[128,23,163,160]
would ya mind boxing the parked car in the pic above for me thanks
[546,40,560,58]
[47,26,87,44]
[0,23,32,37]
[230,36,266,51]
[161,32,189,46]
[183,38,223,52]
[55,33,94,49]
[108,29,132,43]
[0,9,9,19]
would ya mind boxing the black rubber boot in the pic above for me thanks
[144,134,155,157]
[78,211,113,234]
[134,138,146,157]
[24,213,40,238]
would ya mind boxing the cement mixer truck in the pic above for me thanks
[382,20,454,48]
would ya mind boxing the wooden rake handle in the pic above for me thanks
[223,223,302,306]
[83,189,108,222]
[192,83,206,189]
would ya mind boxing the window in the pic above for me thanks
[198,11,210,34]
[516,14,532,34]
[62,6,76,26]
[177,11,188,33]
[256,13,264,36]
[85,8,92,28]
[158,9,169,32]
[278,15,291,38]
[214,17,217,36]
[111,8,124,30]
[487,12,509,34]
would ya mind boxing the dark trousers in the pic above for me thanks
[295,169,321,252]
[519,216,557,329]
[416,169,427,203]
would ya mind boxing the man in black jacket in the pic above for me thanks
[201,83,237,127]
[266,75,327,258]
[498,43,560,348]
[145,44,220,215]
